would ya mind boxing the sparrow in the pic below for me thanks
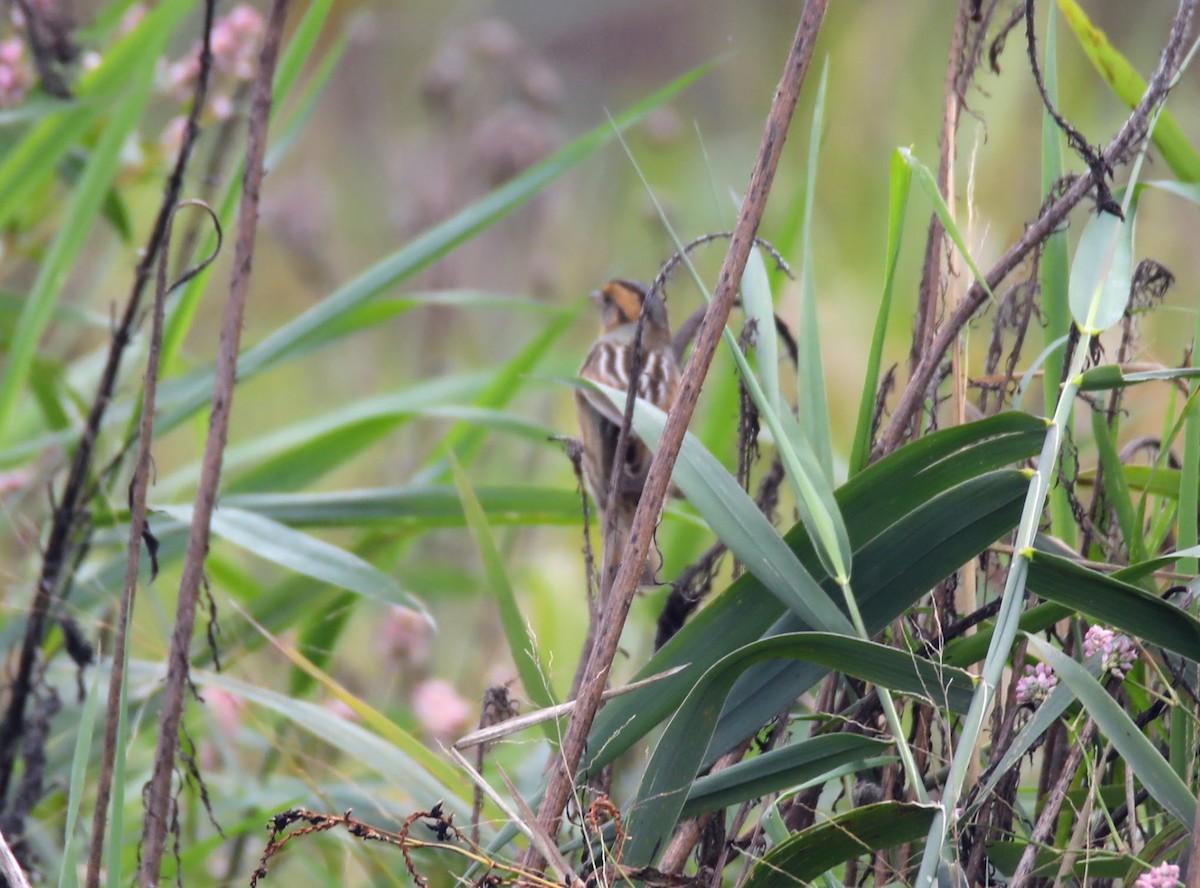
[576,280,681,586]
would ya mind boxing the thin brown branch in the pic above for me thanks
[0,0,219,808]
[135,0,290,882]
[521,0,829,876]
[876,0,1197,458]
[1008,717,1098,887]
[84,203,221,888]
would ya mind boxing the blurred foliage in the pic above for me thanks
[0,1,1199,886]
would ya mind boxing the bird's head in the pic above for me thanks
[590,279,670,338]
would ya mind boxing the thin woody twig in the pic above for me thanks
[877,0,1197,459]
[135,0,289,883]
[84,202,221,888]
[521,0,829,876]
[0,0,220,808]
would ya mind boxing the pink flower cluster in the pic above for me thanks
[1015,662,1056,705]
[1135,862,1180,888]
[162,4,264,100]
[1083,625,1137,680]
[0,38,31,107]
[159,3,265,154]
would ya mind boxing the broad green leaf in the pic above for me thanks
[744,802,938,888]
[1079,364,1200,391]
[590,381,853,635]
[703,472,1028,767]
[1025,551,1200,662]
[1027,636,1196,827]
[1058,0,1200,182]
[849,148,912,476]
[155,506,430,618]
[1068,201,1136,335]
[585,417,1042,775]
[451,460,558,718]
[682,734,891,818]
[625,634,953,864]
[985,840,1131,880]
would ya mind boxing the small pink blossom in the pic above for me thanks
[0,38,31,107]
[325,698,358,722]
[411,679,472,742]
[1136,862,1180,888]
[378,605,433,670]
[210,4,264,81]
[118,4,147,35]
[1015,662,1056,706]
[159,115,188,157]
[1083,626,1137,679]
[204,687,244,737]
[0,470,31,496]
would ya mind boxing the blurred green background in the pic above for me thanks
[6,1,1200,882]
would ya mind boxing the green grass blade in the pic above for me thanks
[744,802,938,888]
[413,308,577,484]
[0,0,191,228]
[155,66,707,431]
[796,57,833,478]
[127,660,471,812]
[739,244,780,414]
[451,458,559,719]
[590,380,853,635]
[158,373,489,496]
[682,734,891,818]
[1058,0,1200,182]
[849,148,912,476]
[56,665,102,888]
[156,505,431,617]
[900,147,995,301]
[1027,635,1196,827]
[160,0,337,371]
[1041,5,1076,544]
[0,40,162,443]
[1090,408,1148,563]
[1025,551,1200,662]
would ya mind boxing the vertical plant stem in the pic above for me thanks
[0,0,218,804]
[915,334,1090,887]
[135,1,289,883]
[523,1,828,874]
[1010,717,1098,887]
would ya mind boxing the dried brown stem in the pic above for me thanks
[522,0,829,876]
[876,0,1197,458]
[0,0,219,809]
[135,0,289,882]
[1008,717,1098,887]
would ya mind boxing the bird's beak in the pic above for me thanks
[588,290,605,308]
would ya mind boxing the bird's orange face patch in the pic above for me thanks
[603,280,645,325]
